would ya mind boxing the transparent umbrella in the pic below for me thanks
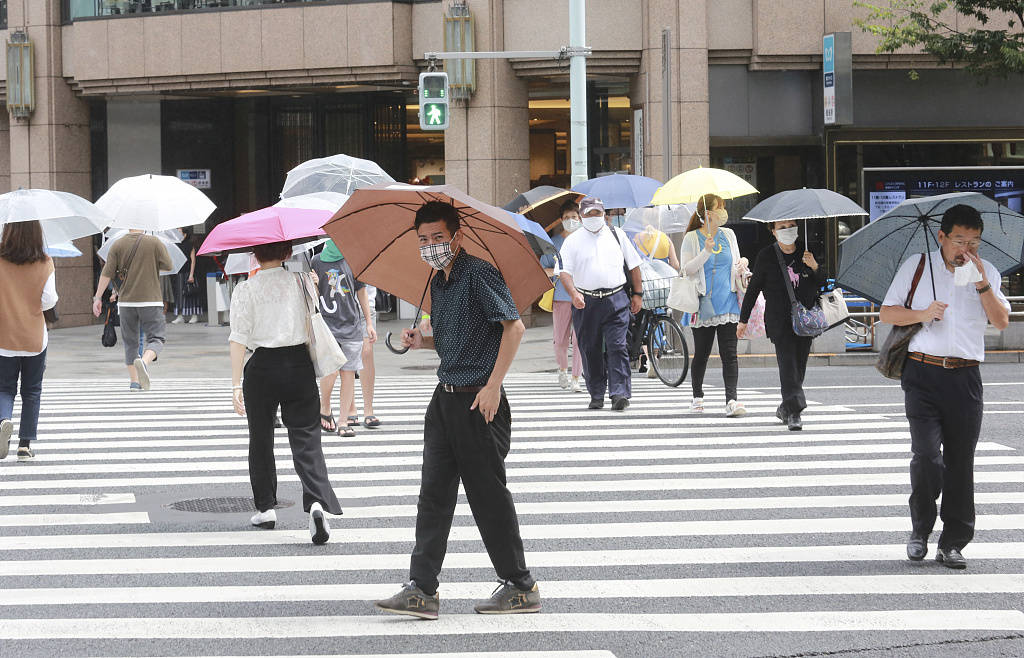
[97,229,186,276]
[280,154,394,198]
[0,188,110,245]
[273,191,350,212]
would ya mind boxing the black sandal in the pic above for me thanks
[320,414,337,433]
[340,426,356,438]
[362,415,381,428]
[346,415,359,427]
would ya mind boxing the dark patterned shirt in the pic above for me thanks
[430,252,520,386]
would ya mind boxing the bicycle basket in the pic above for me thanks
[642,276,674,310]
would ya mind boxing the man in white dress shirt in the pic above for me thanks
[880,204,1010,570]
[558,197,643,411]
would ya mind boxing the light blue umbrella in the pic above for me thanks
[508,212,557,259]
[836,191,1024,304]
[44,241,83,258]
[571,174,662,209]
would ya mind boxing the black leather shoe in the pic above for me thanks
[906,534,928,561]
[588,398,604,410]
[776,406,787,423]
[610,396,630,411]
[787,414,803,431]
[936,547,967,569]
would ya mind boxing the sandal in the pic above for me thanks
[339,426,356,438]
[362,415,381,428]
[320,414,337,433]
[346,415,359,427]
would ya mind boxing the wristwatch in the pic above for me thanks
[631,291,643,298]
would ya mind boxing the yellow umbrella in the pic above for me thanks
[650,166,758,205]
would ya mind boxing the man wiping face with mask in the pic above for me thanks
[557,196,644,412]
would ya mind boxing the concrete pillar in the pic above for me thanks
[7,0,95,327]
[444,0,530,207]
[636,0,710,179]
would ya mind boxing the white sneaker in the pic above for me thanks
[646,363,658,378]
[571,376,583,393]
[0,419,12,459]
[250,508,276,529]
[188,315,199,324]
[133,357,151,391]
[725,400,747,418]
[689,398,704,413]
[170,315,184,324]
[309,502,330,545]
[557,370,570,390]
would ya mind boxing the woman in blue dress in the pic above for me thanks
[679,194,747,418]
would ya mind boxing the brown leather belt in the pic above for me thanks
[440,383,485,393]
[907,352,979,369]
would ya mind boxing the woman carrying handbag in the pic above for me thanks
[737,220,824,431]
[228,240,343,543]
[679,194,747,418]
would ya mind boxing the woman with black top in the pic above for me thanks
[737,220,823,431]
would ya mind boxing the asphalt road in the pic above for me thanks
[0,359,1022,657]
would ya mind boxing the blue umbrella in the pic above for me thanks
[44,241,83,258]
[572,174,662,209]
[508,212,557,259]
[836,191,1024,305]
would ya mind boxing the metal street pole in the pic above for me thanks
[569,0,588,186]
[662,28,672,183]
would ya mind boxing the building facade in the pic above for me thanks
[3,0,1023,325]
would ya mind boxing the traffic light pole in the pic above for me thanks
[425,2,591,182]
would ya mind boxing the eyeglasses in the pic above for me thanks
[948,239,982,248]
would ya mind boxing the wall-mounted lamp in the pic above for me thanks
[443,0,475,101]
[7,30,35,119]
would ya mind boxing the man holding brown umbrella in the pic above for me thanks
[371,200,540,619]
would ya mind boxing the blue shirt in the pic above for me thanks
[539,233,570,302]
[697,232,741,321]
[430,252,520,386]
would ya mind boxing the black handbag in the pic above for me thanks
[101,305,118,348]
[875,254,927,380]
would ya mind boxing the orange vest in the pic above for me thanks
[0,257,54,353]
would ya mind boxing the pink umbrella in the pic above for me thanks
[197,207,333,255]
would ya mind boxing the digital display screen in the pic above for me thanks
[862,167,1024,221]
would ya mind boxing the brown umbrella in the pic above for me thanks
[322,182,552,318]
[505,187,585,233]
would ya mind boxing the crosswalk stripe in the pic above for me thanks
[0,493,136,507]
[0,512,150,527]
[6,574,1024,606]
[5,610,1024,639]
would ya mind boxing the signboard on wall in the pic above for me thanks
[823,32,852,125]
[633,109,644,176]
[862,166,1024,221]
[177,169,211,189]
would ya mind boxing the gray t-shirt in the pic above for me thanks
[310,254,365,342]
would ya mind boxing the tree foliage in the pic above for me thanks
[855,1,1024,80]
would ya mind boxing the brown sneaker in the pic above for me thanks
[474,581,541,614]
[374,581,439,620]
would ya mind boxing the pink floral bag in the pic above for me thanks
[744,293,766,339]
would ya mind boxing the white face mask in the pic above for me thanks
[562,218,581,233]
[582,216,606,233]
[775,227,799,246]
[708,208,728,227]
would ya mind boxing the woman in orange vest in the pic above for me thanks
[0,220,58,461]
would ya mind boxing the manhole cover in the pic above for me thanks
[166,497,293,514]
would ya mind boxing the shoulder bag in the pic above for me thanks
[296,272,349,377]
[875,254,927,380]
[607,227,635,297]
[666,233,700,313]
[774,244,829,337]
[112,233,145,294]
[819,287,850,329]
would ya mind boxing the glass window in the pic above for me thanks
[67,0,334,21]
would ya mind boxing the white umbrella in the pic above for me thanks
[0,188,110,245]
[97,174,216,232]
[44,241,83,258]
[97,229,187,276]
[280,154,394,199]
[273,191,350,212]
[623,204,696,235]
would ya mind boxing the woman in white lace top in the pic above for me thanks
[229,240,342,544]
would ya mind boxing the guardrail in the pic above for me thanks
[843,296,1024,319]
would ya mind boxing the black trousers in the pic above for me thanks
[243,345,342,515]
[410,384,533,596]
[690,323,739,401]
[771,330,813,418]
[571,290,632,400]
[901,358,983,550]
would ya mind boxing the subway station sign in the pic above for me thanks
[823,33,853,126]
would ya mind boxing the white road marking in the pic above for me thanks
[0,512,149,527]
[0,493,136,507]
[4,610,1024,639]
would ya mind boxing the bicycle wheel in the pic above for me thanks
[648,314,688,387]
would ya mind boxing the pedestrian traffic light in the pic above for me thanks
[418,72,449,131]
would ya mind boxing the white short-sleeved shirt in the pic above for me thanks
[559,225,643,291]
[882,250,1010,362]
[228,267,310,350]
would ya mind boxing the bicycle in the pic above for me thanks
[628,306,689,387]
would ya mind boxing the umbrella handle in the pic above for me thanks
[385,331,411,355]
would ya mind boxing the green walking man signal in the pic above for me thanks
[418,72,449,131]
